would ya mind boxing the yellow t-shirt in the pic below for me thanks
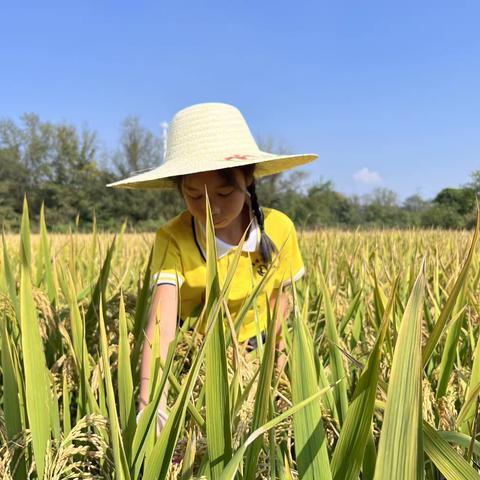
[151,208,304,342]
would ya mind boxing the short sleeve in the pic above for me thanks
[151,228,185,287]
[273,222,305,289]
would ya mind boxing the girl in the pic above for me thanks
[109,102,318,432]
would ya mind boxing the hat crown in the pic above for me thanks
[165,103,260,164]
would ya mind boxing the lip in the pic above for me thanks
[213,217,226,226]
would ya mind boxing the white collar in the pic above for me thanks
[194,212,259,260]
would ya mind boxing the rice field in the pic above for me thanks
[1,200,480,479]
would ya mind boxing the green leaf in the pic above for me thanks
[436,430,480,457]
[423,422,480,480]
[457,380,480,426]
[131,247,154,384]
[331,277,398,480]
[19,238,52,479]
[374,263,426,480]
[62,369,71,435]
[85,237,116,346]
[64,270,99,417]
[318,264,349,425]
[0,313,27,479]
[459,311,480,428]
[436,287,467,398]
[38,203,57,304]
[2,230,20,321]
[244,296,279,479]
[291,284,332,480]
[98,298,131,480]
[118,292,135,461]
[422,209,480,367]
[220,384,339,480]
[20,196,31,270]
[204,192,232,477]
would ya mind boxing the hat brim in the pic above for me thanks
[107,152,318,189]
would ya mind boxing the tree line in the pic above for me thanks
[1,114,478,231]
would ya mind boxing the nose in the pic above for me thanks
[211,204,221,215]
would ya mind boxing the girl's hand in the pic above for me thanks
[136,407,169,436]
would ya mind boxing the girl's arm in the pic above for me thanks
[269,288,290,375]
[139,284,178,417]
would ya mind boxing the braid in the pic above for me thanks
[247,182,277,263]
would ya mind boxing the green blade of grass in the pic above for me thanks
[220,383,339,480]
[374,262,426,480]
[204,193,232,477]
[0,315,23,439]
[331,277,398,480]
[65,270,98,417]
[338,288,362,335]
[87,212,97,287]
[362,430,377,480]
[2,230,20,321]
[459,320,480,428]
[317,264,349,425]
[98,298,131,480]
[20,196,32,270]
[62,369,71,435]
[85,236,116,347]
[436,287,467,399]
[19,243,52,479]
[180,429,197,480]
[291,283,332,480]
[243,295,279,479]
[38,203,58,304]
[0,313,27,480]
[422,209,480,367]
[423,422,480,480]
[118,292,135,461]
[457,380,480,426]
[436,430,480,456]
[130,247,154,384]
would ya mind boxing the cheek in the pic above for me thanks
[226,192,247,213]
[185,198,203,216]
[238,190,248,202]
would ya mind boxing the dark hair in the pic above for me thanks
[174,165,277,263]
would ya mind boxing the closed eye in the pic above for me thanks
[186,193,203,200]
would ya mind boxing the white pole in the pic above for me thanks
[160,121,168,163]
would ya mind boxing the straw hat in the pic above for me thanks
[107,102,318,189]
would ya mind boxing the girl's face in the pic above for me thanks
[181,169,252,232]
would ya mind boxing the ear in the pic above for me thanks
[245,173,254,188]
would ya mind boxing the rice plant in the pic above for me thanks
[1,200,480,478]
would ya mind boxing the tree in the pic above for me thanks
[421,205,465,229]
[254,136,300,209]
[359,188,405,227]
[418,187,477,229]
[403,194,429,213]
[468,170,480,194]
[113,117,163,176]
[433,187,476,216]
[278,180,355,228]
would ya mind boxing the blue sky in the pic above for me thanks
[2,1,479,201]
